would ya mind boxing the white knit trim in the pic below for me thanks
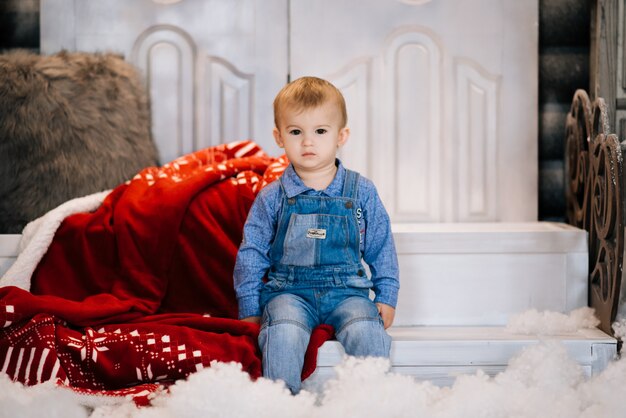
[0,190,110,291]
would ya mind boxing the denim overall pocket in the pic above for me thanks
[263,277,287,291]
[281,213,350,266]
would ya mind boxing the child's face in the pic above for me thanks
[273,100,349,174]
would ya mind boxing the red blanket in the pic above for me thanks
[0,141,333,404]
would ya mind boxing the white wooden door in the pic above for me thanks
[289,0,538,222]
[41,0,538,222]
[41,0,288,164]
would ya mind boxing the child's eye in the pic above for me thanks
[289,129,302,135]
[315,128,327,134]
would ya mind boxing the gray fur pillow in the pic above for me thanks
[0,50,159,233]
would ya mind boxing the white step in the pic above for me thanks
[0,234,20,278]
[392,222,588,326]
[303,326,617,390]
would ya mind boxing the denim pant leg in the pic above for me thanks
[325,294,391,358]
[258,292,316,394]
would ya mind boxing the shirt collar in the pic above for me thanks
[281,159,346,198]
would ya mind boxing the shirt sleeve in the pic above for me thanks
[233,187,278,319]
[361,180,400,308]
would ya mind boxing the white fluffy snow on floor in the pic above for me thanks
[506,306,600,334]
[1,308,625,418]
[0,376,89,418]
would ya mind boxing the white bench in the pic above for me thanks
[304,221,617,389]
[0,222,618,389]
[392,222,588,326]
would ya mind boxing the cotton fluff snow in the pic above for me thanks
[0,375,88,418]
[1,308,625,418]
[506,306,600,334]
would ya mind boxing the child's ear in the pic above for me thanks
[337,127,350,148]
[273,128,284,148]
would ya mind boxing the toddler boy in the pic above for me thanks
[233,76,399,393]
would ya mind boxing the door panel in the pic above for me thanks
[42,0,288,164]
[290,0,538,221]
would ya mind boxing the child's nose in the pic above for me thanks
[302,134,313,146]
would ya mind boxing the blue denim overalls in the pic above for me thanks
[258,169,391,393]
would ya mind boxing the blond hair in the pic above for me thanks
[273,76,347,129]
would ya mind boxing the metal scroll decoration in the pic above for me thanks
[565,89,624,335]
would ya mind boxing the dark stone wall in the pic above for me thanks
[538,0,591,221]
[0,0,39,52]
[0,0,588,222]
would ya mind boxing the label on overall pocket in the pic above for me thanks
[306,228,327,239]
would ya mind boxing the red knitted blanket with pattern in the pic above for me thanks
[0,141,333,404]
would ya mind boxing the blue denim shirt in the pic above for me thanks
[233,160,400,319]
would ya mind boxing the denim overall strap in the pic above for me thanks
[270,176,292,264]
[342,169,360,201]
[277,176,288,197]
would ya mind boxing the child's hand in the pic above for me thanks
[241,316,261,324]
[375,303,395,329]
